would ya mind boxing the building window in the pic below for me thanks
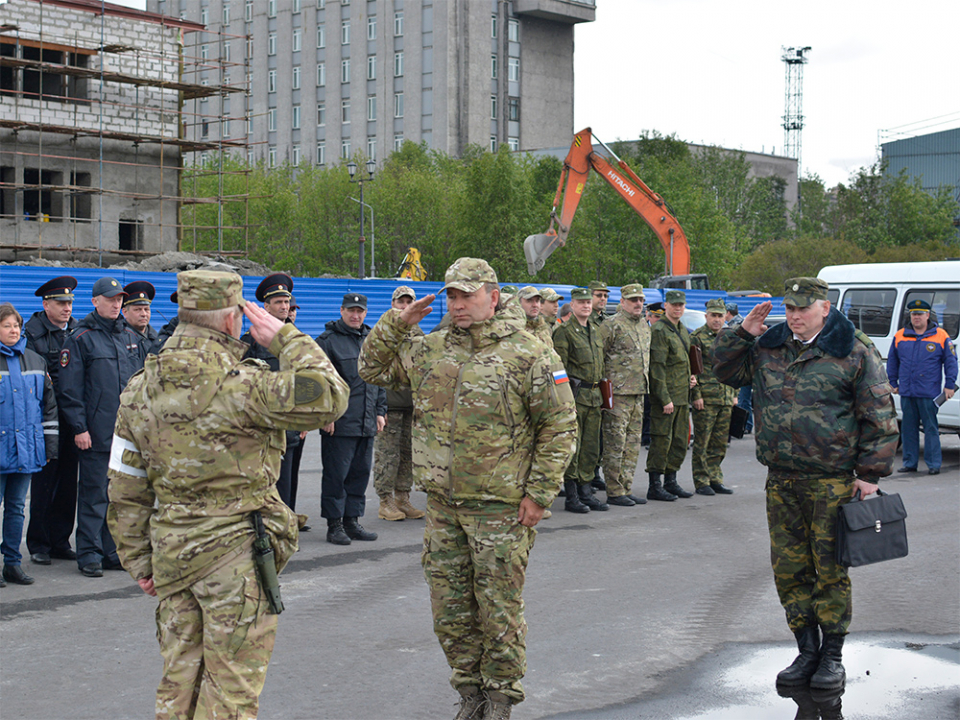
[394,52,403,77]
[292,66,301,89]
[118,219,144,250]
[491,15,497,38]
[367,56,376,80]
[508,96,520,121]
[317,0,325,6]
[394,134,403,151]
[367,96,376,121]
[268,33,277,56]
[292,144,301,165]
[317,141,326,165]
[491,55,497,79]
[293,0,301,13]
[268,108,277,131]
[341,140,351,158]
[341,59,350,83]
[245,1,252,22]
[317,102,326,125]
[341,20,350,45]
[267,69,277,92]
[224,41,231,62]
[508,137,519,152]
[269,146,277,167]
[508,19,519,42]
[69,172,92,221]
[268,0,277,18]
[222,5,230,24]
[247,115,254,134]
[247,149,254,164]
[222,119,230,137]
[200,8,208,25]
[367,16,376,40]
[508,57,519,82]
[292,105,301,129]
[246,37,253,58]
[490,136,497,152]
[367,138,376,161]
[317,62,326,86]
[341,99,350,122]
[293,30,302,52]
[394,11,403,36]
[201,44,209,60]
[491,95,497,119]
[394,92,403,118]
[317,25,326,48]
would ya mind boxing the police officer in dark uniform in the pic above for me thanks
[157,291,180,349]
[240,273,302,511]
[59,277,148,577]
[24,276,80,565]
[122,280,161,354]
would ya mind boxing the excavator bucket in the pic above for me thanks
[523,231,564,275]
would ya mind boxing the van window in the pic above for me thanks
[827,289,840,306]
[840,288,897,337]
[900,289,960,340]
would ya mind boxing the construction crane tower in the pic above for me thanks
[781,46,812,178]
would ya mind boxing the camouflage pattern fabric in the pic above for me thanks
[422,496,534,703]
[525,315,555,347]
[646,404,689,474]
[766,475,853,634]
[690,325,736,406]
[373,408,414,497]
[600,309,650,396]
[691,404,733,487]
[601,394,644,496]
[648,318,691,409]
[565,403,602,484]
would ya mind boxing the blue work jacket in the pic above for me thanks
[1,336,58,474]
[887,321,958,399]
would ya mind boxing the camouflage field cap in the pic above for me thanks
[588,281,609,292]
[570,287,592,300]
[906,298,931,313]
[620,283,645,300]
[517,286,543,301]
[501,285,519,295]
[440,257,499,293]
[392,285,417,301]
[177,270,246,311]
[705,298,727,314]
[664,289,686,304]
[783,277,828,308]
[541,287,562,302]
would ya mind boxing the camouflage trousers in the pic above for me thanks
[766,475,853,635]
[645,403,689,474]
[155,547,277,720]
[422,496,535,704]
[564,402,602,485]
[601,394,644,496]
[691,404,733,488]
[373,408,414,497]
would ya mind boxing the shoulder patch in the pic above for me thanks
[853,329,874,348]
[59,349,70,367]
[294,376,324,404]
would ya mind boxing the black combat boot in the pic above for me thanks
[326,518,351,546]
[626,493,648,505]
[809,633,846,690]
[663,472,693,498]
[343,517,378,541]
[563,480,589,513]
[710,482,734,494]
[777,626,821,686]
[646,473,677,501]
[578,483,608,511]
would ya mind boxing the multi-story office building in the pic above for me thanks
[150,0,596,167]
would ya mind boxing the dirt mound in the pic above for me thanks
[4,251,275,276]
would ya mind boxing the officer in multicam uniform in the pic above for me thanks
[358,258,576,720]
[645,289,696,501]
[374,286,426,522]
[552,287,608,513]
[539,288,563,325]
[713,277,898,691]
[517,286,554,346]
[598,283,650,506]
[689,298,737,496]
[106,270,349,720]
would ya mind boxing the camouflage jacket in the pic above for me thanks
[106,323,349,599]
[690,325,737,406]
[712,308,898,481]
[357,308,577,508]
[552,318,604,407]
[649,318,692,408]
[525,315,555,348]
[600,310,650,396]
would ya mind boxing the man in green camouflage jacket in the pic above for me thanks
[598,283,650,506]
[690,298,738,496]
[358,258,577,720]
[517,286,555,347]
[106,270,350,720]
[713,277,897,691]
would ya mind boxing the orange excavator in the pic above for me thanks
[524,127,692,279]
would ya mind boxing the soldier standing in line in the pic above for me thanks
[598,283,651,507]
[539,288,563,325]
[553,288,609,513]
[24,277,79,566]
[645,289,696,501]
[374,286,426,522]
[122,280,161,354]
[517,286,554,346]
[107,270,349,720]
[358,258,576,720]
[713,277,898,690]
[588,280,609,325]
[640,301,664,448]
[689,298,737,496]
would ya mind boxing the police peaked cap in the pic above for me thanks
[256,273,294,302]
[35,276,78,300]
[906,298,932,312]
[123,280,156,306]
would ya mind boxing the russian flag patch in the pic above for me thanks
[553,370,569,385]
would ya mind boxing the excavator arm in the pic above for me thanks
[523,127,691,276]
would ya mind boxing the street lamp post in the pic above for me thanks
[347,159,376,278]
[349,196,375,278]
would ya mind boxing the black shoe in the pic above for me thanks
[102,558,125,571]
[928,468,941,476]
[30,552,52,565]
[2,565,35,585]
[563,480,589,513]
[80,562,103,578]
[578,485,608,511]
[301,524,312,532]
[343,517,378,541]
[777,626,821,686]
[897,466,917,473]
[49,548,77,561]
[695,485,716,496]
[626,494,648,505]
[607,495,635,507]
[809,634,846,690]
[0,575,5,588]
[326,519,352,545]
[647,473,677,502]
[590,477,606,492]
[710,482,734,495]
[663,473,693,499]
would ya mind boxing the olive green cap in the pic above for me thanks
[783,277,828,308]
[177,270,246,311]
[541,287,562,302]
[705,298,727,314]
[392,285,416,301]
[440,258,499,293]
[664,289,686,304]
[620,283,645,300]
[570,287,592,300]
[517,286,543,301]
[588,281,609,292]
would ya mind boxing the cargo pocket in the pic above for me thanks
[227,573,263,657]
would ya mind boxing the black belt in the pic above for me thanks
[578,381,600,389]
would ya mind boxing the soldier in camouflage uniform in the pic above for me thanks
[358,258,577,720]
[106,270,349,720]
[517,286,554,347]
[713,277,898,690]
[645,290,696,501]
[553,288,609,513]
[539,288,563,325]
[588,280,609,326]
[373,286,426,522]
[598,284,650,506]
[690,298,738,496]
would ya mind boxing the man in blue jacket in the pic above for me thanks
[887,299,958,475]
[316,293,387,545]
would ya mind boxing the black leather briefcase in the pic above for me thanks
[836,489,908,568]
[728,405,750,439]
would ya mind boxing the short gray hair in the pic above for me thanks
[179,305,241,332]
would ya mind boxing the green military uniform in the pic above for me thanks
[358,258,577,708]
[599,284,650,501]
[690,299,738,493]
[107,271,350,720]
[588,280,608,326]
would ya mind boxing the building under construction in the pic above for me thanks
[0,0,250,263]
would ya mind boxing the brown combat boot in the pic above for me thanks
[453,686,485,720]
[482,691,513,720]
[378,495,405,521]
[395,491,425,519]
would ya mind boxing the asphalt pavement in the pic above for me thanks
[1,433,958,720]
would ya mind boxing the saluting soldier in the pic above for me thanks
[690,298,737,496]
[24,276,80,565]
[599,283,651,506]
[122,280,161,354]
[645,289,696,501]
[517,286,554,346]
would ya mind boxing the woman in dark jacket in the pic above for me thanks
[1,303,58,586]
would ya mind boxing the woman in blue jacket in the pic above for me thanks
[1,303,58,587]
